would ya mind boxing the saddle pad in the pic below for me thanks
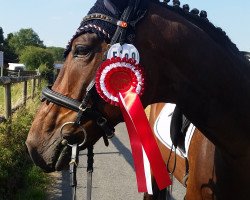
[154,103,195,158]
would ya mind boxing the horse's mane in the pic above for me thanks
[151,0,241,56]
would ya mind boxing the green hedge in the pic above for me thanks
[0,85,51,199]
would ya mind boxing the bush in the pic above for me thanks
[19,46,54,71]
[39,63,53,76]
[0,86,50,199]
[39,63,54,84]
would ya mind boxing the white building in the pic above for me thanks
[8,63,26,71]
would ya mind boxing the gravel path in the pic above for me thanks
[47,123,185,200]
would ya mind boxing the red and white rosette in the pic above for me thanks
[96,57,144,106]
[96,51,171,194]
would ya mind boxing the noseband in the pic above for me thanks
[42,80,114,145]
[41,0,146,145]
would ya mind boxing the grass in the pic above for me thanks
[0,86,4,115]
[0,79,51,200]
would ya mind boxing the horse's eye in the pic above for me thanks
[73,45,91,57]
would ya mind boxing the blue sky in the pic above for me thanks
[0,0,249,52]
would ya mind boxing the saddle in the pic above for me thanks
[170,105,191,153]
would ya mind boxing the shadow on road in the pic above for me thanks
[60,171,72,199]
[110,136,134,169]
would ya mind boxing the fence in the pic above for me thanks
[7,69,38,77]
[0,73,41,121]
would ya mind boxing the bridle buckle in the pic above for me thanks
[117,20,128,28]
[78,103,91,112]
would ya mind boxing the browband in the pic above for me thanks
[82,13,128,28]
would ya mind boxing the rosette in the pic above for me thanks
[95,57,145,106]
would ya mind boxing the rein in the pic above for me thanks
[41,0,145,199]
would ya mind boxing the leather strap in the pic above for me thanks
[41,86,115,138]
[41,86,81,112]
[111,0,138,45]
[82,13,128,28]
[86,146,94,200]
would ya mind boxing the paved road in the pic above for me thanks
[48,123,185,200]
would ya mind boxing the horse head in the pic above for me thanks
[26,0,151,172]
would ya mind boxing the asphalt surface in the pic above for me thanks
[48,123,186,200]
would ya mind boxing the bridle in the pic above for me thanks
[41,0,146,199]
[41,0,146,144]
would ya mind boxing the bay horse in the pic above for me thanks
[26,0,250,199]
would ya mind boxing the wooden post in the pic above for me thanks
[31,78,36,99]
[4,83,11,119]
[37,76,41,88]
[23,81,27,106]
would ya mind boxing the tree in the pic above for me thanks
[3,41,18,64]
[0,30,18,64]
[19,46,54,70]
[47,47,65,62]
[8,28,45,55]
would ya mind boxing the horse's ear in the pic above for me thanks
[104,0,128,15]
[104,0,121,15]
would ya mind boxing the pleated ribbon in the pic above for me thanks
[118,88,171,193]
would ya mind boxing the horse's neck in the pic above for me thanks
[136,3,250,156]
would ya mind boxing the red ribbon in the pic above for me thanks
[119,98,147,192]
[95,57,171,192]
[118,88,172,192]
